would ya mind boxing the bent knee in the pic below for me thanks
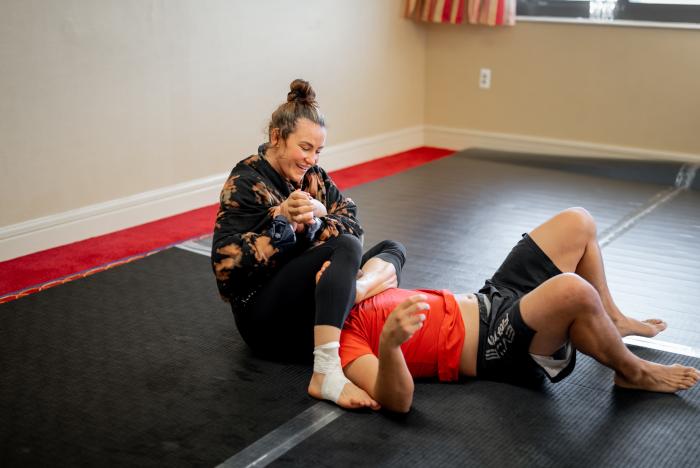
[561,207,596,237]
[333,234,363,260]
[554,273,601,313]
[550,208,596,250]
[376,240,407,266]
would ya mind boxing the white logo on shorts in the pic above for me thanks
[485,315,515,361]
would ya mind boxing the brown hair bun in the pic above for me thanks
[265,79,325,145]
[287,79,317,106]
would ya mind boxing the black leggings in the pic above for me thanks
[233,235,405,361]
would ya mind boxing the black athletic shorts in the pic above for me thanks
[475,233,576,384]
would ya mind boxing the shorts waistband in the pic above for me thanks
[475,292,490,377]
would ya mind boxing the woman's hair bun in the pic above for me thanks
[287,79,317,106]
[268,79,324,141]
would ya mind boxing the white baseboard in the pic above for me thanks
[425,125,700,164]
[0,174,228,263]
[0,126,425,262]
[320,125,425,172]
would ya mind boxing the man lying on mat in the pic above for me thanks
[316,208,699,412]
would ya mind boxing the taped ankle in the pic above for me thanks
[313,341,350,403]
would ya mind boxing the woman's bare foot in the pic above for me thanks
[308,372,380,410]
[614,316,667,338]
[614,362,700,393]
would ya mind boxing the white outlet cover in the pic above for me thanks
[479,68,491,89]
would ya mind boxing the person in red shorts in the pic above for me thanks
[318,208,700,413]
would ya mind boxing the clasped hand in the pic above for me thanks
[275,190,326,232]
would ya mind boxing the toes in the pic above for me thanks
[351,398,378,410]
[643,319,667,330]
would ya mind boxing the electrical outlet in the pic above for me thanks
[479,68,491,89]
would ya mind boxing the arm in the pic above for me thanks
[344,295,429,413]
[212,173,301,299]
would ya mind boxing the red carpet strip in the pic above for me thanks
[0,146,454,303]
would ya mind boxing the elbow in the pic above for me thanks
[378,383,414,414]
[383,395,413,414]
[387,400,412,414]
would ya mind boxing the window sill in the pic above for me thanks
[517,15,700,29]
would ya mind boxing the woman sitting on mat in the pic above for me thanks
[317,207,698,413]
[212,79,402,409]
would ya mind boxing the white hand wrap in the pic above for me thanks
[313,341,350,403]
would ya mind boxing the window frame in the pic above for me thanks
[516,0,700,25]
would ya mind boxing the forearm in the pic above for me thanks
[374,341,414,413]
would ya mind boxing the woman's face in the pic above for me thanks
[269,118,326,184]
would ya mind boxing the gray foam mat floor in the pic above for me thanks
[271,348,700,468]
[0,249,315,467]
[3,148,699,467]
[605,190,700,347]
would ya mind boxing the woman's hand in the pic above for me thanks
[275,190,315,225]
[309,198,327,217]
[380,295,429,348]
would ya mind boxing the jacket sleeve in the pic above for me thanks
[306,167,364,242]
[211,171,294,299]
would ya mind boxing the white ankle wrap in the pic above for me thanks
[313,341,350,403]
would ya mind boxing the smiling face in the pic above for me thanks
[267,118,326,184]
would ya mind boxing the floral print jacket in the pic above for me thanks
[211,146,364,307]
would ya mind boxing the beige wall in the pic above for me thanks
[425,21,700,155]
[4,3,700,230]
[0,0,426,226]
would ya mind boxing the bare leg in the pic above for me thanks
[355,257,398,304]
[520,273,699,392]
[529,207,666,338]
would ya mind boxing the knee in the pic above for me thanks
[334,234,363,262]
[555,273,601,315]
[376,240,407,267]
[562,207,596,237]
[556,208,597,249]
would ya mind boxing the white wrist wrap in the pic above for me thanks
[313,341,350,403]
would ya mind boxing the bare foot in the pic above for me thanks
[614,316,667,338]
[614,362,700,393]
[308,372,381,410]
[315,260,331,284]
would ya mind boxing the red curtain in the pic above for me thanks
[404,0,516,26]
